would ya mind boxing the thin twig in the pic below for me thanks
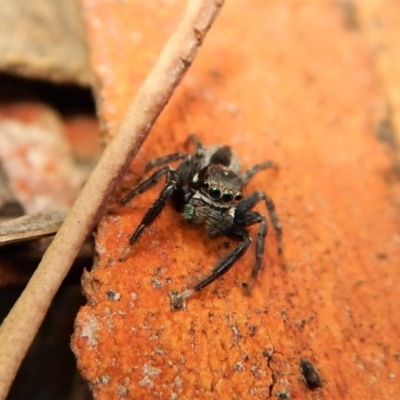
[0,0,223,397]
[0,212,64,246]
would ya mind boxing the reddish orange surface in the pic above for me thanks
[72,1,400,399]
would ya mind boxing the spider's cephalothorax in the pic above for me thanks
[121,135,282,300]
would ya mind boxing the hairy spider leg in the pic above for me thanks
[234,210,268,278]
[187,190,282,296]
[127,169,181,245]
[193,228,252,293]
[236,190,283,257]
[241,161,278,186]
[185,134,207,172]
[144,152,188,173]
[186,134,205,151]
[121,166,173,205]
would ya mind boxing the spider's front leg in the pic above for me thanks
[119,167,180,260]
[235,210,267,279]
[180,228,252,300]
[128,177,179,245]
[236,191,283,278]
[121,166,173,205]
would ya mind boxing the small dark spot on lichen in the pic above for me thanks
[169,291,186,311]
[300,358,323,389]
[338,0,359,30]
[154,346,166,355]
[376,252,388,260]
[222,240,231,249]
[277,391,291,400]
[151,278,163,288]
[247,323,257,337]
[250,363,261,379]
[241,281,252,296]
[209,69,222,80]
[262,347,274,359]
[98,374,111,385]
[233,362,245,372]
[281,309,289,323]
[106,289,121,301]
[296,319,306,329]
[154,266,163,275]
[376,115,396,146]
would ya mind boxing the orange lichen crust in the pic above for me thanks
[72,1,400,399]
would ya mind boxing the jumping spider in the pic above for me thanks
[120,135,282,300]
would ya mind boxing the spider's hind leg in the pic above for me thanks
[144,152,188,173]
[241,161,278,186]
[186,134,204,151]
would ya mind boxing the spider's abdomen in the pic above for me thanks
[199,145,241,173]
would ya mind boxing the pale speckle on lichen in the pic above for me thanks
[139,362,162,388]
[231,325,242,345]
[139,376,154,388]
[80,315,99,347]
[99,374,111,385]
[231,325,241,336]
[143,362,162,377]
[154,346,166,355]
[117,386,128,397]
[117,377,130,397]
[151,278,163,288]
[174,375,183,387]
[129,292,138,308]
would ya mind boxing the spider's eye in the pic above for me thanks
[208,186,221,199]
[235,194,243,201]
[201,181,209,189]
[221,192,234,202]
